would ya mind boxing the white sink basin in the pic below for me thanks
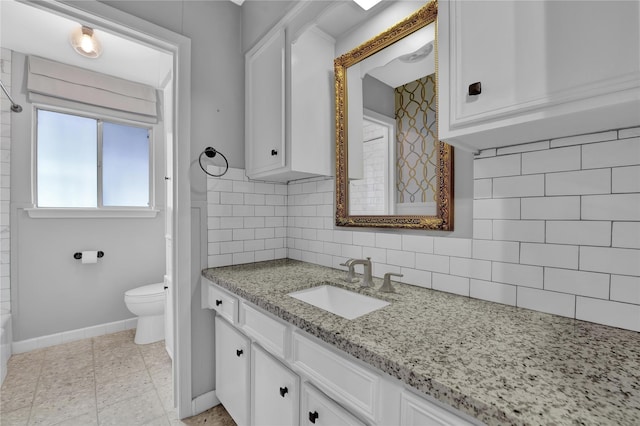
[288,285,389,320]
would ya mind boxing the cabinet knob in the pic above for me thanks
[279,386,288,397]
[215,299,222,306]
[271,149,278,156]
[308,411,319,424]
[236,349,243,357]
[468,81,482,96]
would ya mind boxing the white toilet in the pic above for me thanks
[124,282,166,344]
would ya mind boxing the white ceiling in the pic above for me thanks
[0,0,173,89]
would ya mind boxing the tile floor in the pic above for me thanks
[0,330,236,426]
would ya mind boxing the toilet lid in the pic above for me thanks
[125,282,165,297]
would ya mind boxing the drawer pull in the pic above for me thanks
[215,299,222,306]
[271,149,278,156]
[468,81,482,96]
[236,349,243,357]
[279,386,288,397]
[308,411,319,424]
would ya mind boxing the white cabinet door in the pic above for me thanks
[400,390,475,426]
[301,383,366,426]
[251,345,299,426]
[246,27,286,177]
[216,317,250,426]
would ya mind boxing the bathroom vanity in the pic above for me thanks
[202,259,640,425]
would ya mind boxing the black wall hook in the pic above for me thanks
[73,251,104,260]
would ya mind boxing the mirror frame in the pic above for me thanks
[334,0,453,230]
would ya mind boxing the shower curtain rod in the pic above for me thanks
[0,79,22,113]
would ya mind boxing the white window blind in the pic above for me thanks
[27,56,158,123]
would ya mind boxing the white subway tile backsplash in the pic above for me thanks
[612,166,640,193]
[470,279,516,306]
[544,268,610,299]
[582,137,640,169]
[302,229,317,240]
[517,287,576,318]
[244,217,265,229]
[497,140,550,155]
[220,192,244,205]
[521,243,579,269]
[208,204,233,217]
[475,148,496,159]
[233,229,255,241]
[580,247,640,276]
[317,229,334,242]
[232,205,255,217]
[402,234,434,253]
[302,182,317,193]
[208,254,233,267]
[333,230,353,245]
[400,268,431,288]
[612,222,640,249]
[220,241,243,254]
[323,242,342,256]
[415,253,449,274]
[618,127,640,139]
[255,228,275,239]
[265,217,285,227]
[432,273,469,296]
[522,146,580,174]
[342,244,363,259]
[232,180,254,193]
[474,179,492,199]
[473,240,520,263]
[233,252,255,265]
[372,263,402,278]
[207,217,220,230]
[473,198,520,219]
[244,240,265,252]
[266,195,286,205]
[546,221,611,246]
[208,229,232,243]
[316,179,333,192]
[473,220,493,240]
[521,196,580,220]
[610,275,640,305]
[576,297,640,332]
[545,169,611,196]
[474,154,521,178]
[255,206,275,217]
[582,194,640,221]
[254,182,275,194]
[265,238,284,250]
[492,175,544,198]
[434,238,471,257]
[449,257,491,280]
[255,250,276,262]
[493,220,545,243]
[362,246,387,264]
[353,232,375,247]
[550,130,617,148]
[245,193,266,205]
[375,233,402,250]
[386,250,416,268]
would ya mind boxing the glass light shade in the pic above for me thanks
[353,0,382,11]
[70,26,102,58]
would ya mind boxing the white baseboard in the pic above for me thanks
[12,317,138,353]
[192,390,220,417]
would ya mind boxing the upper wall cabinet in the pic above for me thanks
[438,0,640,152]
[245,4,335,182]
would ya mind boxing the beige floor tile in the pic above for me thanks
[142,414,171,426]
[0,379,37,413]
[94,345,141,367]
[94,353,146,382]
[97,390,165,426]
[28,389,96,426]
[0,406,31,426]
[33,368,95,406]
[40,352,94,376]
[96,368,154,409]
[50,410,98,426]
[44,340,92,358]
[140,343,171,374]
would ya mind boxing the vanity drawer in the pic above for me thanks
[208,284,238,324]
[292,331,379,422]
[241,302,289,359]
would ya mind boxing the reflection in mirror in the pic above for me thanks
[335,1,453,229]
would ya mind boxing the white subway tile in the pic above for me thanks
[474,154,521,178]
[521,243,579,269]
[316,253,333,268]
[265,217,285,227]
[266,195,286,205]
[308,240,323,253]
[289,249,301,260]
[333,230,353,245]
[295,239,309,251]
[317,204,333,217]
[470,279,516,306]
[207,179,233,192]
[207,192,220,204]
[473,220,493,240]
[493,220,545,243]
[545,169,611,196]
[550,131,617,148]
[619,126,640,139]
[255,228,275,239]
[244,240,265,252]
[362,247,387,264]
[546,221,611,246]
[612,222,640,249]
[387,250,416,268]
[582,137,640,169]
[208,229,232,243]
[432,273,469,296]
[517,287,576,318]
[497,140,550,155]
[521,196,580,220]
[493,175,544,198]
[232,180,254,193]
[450,257,491,280]
[208,204,233,217]
[474,179,492,199]
[225,168,247,181]
[582,194,640,221]
[402,234,434,253]
[254,182,275,194]
[400,268,431,289]
[208,254,233,267]
[323,242,342,256]
[576,297,640,332]
[245,193,266,205]
[302,182,317,194]
[342,244,363,259]
[434,238,472,257]
[376,233,402,250]
[275,184,288,195]
[472,240,520,263]
[255,250,275,262]
[317,229,334,242]
[302,229,317,240]
[255,206,275,217]
[372,263,402,278]
[522,146,580,174]
[353,232,375,247]
[580,247,640,276]
[220,241,243,254]
[473,198,520,219]
[475,148,496,159]
[610,275,640,305]
[207,217,220,230]
[415,253,449,274]
[244,217,265,229]
[316,179,334,192]
[233,252,255,265]
[265,238,284,250]
[233,205,255,217]
[220,192,243,205]
[612,166,640,193]
[208,243,220,255]
[233,229,255,241]
[544,268,610,299]
[275,227,286,238]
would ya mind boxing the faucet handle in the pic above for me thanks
[340,260,358,283]
[380,272,403,293]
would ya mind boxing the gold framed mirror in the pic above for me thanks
[334,1,453,230]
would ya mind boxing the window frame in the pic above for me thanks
[28,104,159,218]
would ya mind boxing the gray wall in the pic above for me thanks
[363,75,395,118]
[10,52,166,341]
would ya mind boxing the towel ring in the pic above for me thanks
[199,147,229,177]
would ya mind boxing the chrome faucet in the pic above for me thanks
[348,257,374,288]
[379,272,403,293]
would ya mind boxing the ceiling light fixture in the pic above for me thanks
[70,26,102,58]
[353,0,382,11]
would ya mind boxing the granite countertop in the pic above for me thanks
[202,259,640,425]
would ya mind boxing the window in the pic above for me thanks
[36,109,151,209]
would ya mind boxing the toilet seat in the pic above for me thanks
[125,282,165,298]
